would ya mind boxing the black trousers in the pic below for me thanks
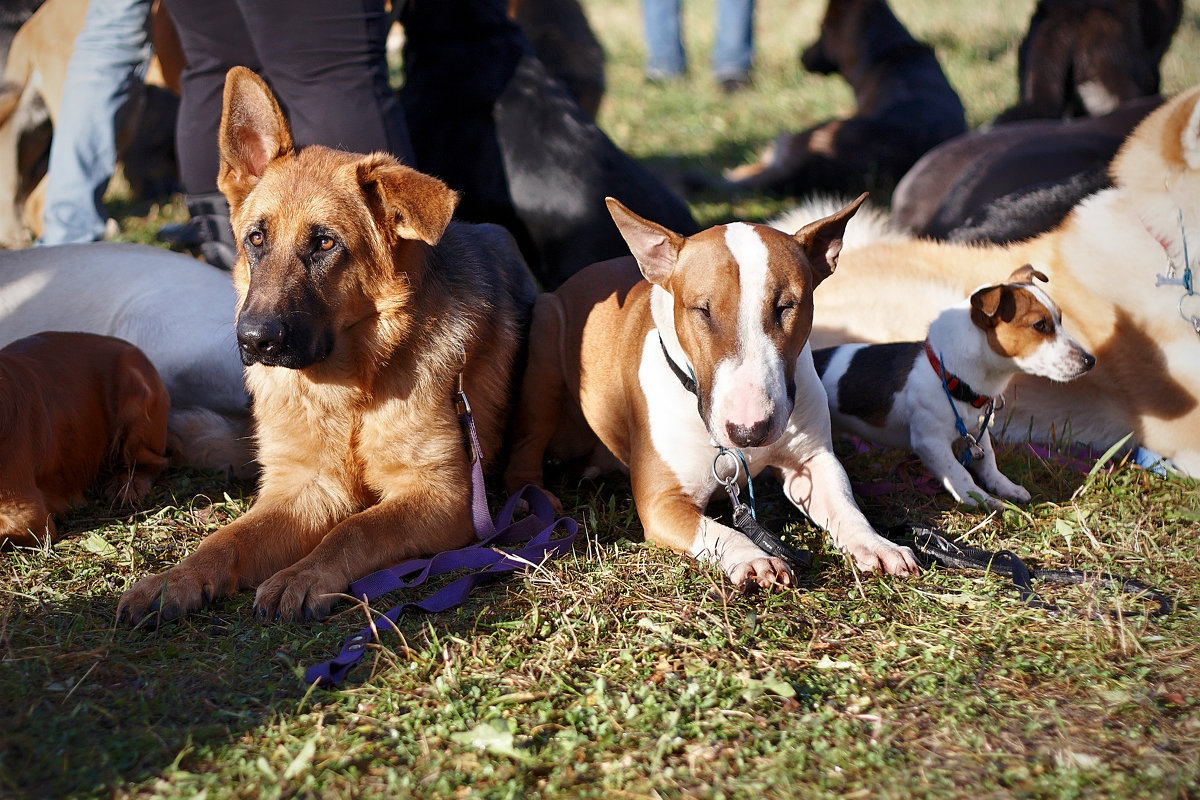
[164,0,412,194]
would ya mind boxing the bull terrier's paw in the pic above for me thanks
[994,482,1032,504]
[117,562,227,627]
[252,564,347,623]
[728,557,795,590]
[848,537,921,576]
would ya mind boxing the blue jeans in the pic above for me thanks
[641,0,755,80]
[39,0,153,245]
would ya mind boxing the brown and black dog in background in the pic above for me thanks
[0,331,169,548]
[725,0,966,198]
[995,0,1181,123]
[118,67,537,626]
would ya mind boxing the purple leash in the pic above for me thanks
[304,389,579,687]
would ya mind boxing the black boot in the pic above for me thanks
[187,192,238,270]
[158,192,238,270]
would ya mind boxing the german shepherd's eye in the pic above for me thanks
[247,230,264,248]
[316,235,336,252]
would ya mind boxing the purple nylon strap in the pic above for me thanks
[304,398,578,687]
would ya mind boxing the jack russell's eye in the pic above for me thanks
[1032,318,1052,334]
[690,303,711,321]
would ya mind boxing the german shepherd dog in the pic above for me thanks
[118,67,537,625]
[724,0,965,197]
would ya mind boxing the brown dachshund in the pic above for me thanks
[0,331,169,547]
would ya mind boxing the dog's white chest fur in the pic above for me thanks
[637,329,834,502]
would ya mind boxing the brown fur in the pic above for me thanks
[117,67,536,625]
[0,331,169,547]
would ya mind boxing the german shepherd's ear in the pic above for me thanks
[606,197,685,285]
[356,155,458,246]
[793,192,866,286]
[218,67,294,210]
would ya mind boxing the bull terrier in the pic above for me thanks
[504,194,919,588]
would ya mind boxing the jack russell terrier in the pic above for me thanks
[504,195,919,589]
[812,266,1095,508]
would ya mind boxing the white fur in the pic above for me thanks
[769,196,910,250]
[708,223,791,446]
[0,242,253,475]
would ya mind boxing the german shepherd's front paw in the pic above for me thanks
[117,562,229,627]
[729,557,795,590]
[253,565,345,623]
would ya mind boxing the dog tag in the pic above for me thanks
[952,435,984,464]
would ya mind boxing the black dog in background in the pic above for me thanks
[995,0,1181,122]
[724,0,965,198]
[399,0,698,290]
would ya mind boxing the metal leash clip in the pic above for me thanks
[712,448,812,570]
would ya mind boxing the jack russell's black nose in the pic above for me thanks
[1081,352,1096,371]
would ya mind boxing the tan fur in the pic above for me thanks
[803,86,1200,474]
[118,67,534,625]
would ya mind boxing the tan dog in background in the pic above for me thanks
[118,67,536,625]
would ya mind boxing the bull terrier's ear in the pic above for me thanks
[793,192,866,285]
[606,197,684,285]
[970,284,1006,328]
[218,67,295,210]
[1008,264,1049,284]
[357,155,458,246]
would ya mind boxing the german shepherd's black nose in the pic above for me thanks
[237,316,288,366]
[237,313,333,369]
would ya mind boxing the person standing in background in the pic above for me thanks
[641,0,756,93]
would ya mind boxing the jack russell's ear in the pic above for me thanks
[970,284,1007,328]
[792,192,867,285]
[1008,264,1049,285]
[357,154,458,246]
[606,197,685,285]
[218,66,295,211]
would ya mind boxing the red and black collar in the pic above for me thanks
[923,340,992,409]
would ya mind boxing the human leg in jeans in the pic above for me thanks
[713,0,754,88]
[641,0,686,80]
[38,0,152,246]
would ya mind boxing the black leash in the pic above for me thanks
[889,524,1175,619]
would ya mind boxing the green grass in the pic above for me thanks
[4,1,1200,797]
